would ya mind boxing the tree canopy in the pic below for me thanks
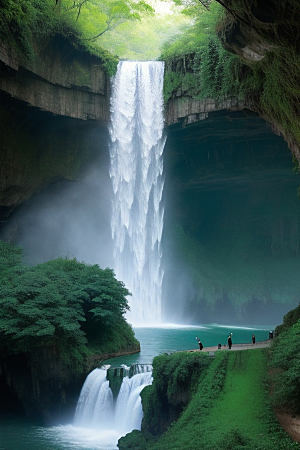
[60,0,155,40]
[99,3,192,61]
[0,240,138,365]
[0,0,197,63]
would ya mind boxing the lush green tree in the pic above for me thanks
[99,5,192,61]
[0,241,137,363]
[0,240,25,282]
[172,0,210,15]
[60,0,154,41]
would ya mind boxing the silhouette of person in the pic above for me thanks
[196,337,203,351]
[252,334,256,344]
[227,333,233,349]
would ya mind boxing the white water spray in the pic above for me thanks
[74,366,153,445]
[109,61,166,325]
[74,368,114,430]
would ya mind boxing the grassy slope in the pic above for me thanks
[147,350,299,450]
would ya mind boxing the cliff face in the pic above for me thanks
[0,34,110,121]
[216,0,300,167]
[160,2,300,325]
[0,348,85,425]
[162,110,300,325]
[165,96,249,127]
[164,0,300,168]
[0,35,110,221]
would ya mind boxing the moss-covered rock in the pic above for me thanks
[141,352,212,438]
[118,429,149,450]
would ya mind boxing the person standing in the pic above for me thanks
[196,337,204,351]
[227,333,233,349]
[252,334,256,344]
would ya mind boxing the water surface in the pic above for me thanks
[104,323,272,366]
[0,324,274,450]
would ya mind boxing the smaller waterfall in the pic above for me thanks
[74,365,152,441]
[114,371,152,434]
[74,368,113,429]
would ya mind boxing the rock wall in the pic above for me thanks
[216,0,300,166]
[162,109,300,325]
[0,35,110,121]
[0,93,110,221]
[165,96,249,127]
[0,35,111,221]
[0,349,84,425]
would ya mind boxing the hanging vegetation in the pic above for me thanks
[161,0,300,170]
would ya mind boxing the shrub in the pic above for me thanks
[269,319,300,414]
[0,240,137,366]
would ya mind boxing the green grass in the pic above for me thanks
[144,350,299,450]
[198,350,269,449]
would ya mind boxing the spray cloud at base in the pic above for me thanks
[0,159,114,269]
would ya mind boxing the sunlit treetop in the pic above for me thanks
[171,0,211,14]
[0,0,216,63]
[98,1,194,60]
[59,0,155,41]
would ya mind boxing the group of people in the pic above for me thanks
[196,332,256,351]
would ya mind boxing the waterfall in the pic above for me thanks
[74,366,152,439]
[114,371,152,434]
[109,61,166,326]
[74,368,113,430]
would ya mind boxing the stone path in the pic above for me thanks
[188,339,271,354]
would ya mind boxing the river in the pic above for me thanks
[0,324,273,450]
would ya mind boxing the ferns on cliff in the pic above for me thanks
[0,0,70,56]
[0,0,118,74]
[162,0,300,162]
[161,2,249,104]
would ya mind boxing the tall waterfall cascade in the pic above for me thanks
[74,365,153,438]
[109,61,166,325]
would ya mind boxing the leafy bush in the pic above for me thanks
[269,319,300,414]
[0,0,70,56]
[140,351,215,439]
[0,240,25,282]
[118,429,148,450]
[152,351,211,405]
[0,240,139,366]
[275,302,300,336]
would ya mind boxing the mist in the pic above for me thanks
[1,158,113,269]
[1,108,300,328]
[161,111,300,327]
